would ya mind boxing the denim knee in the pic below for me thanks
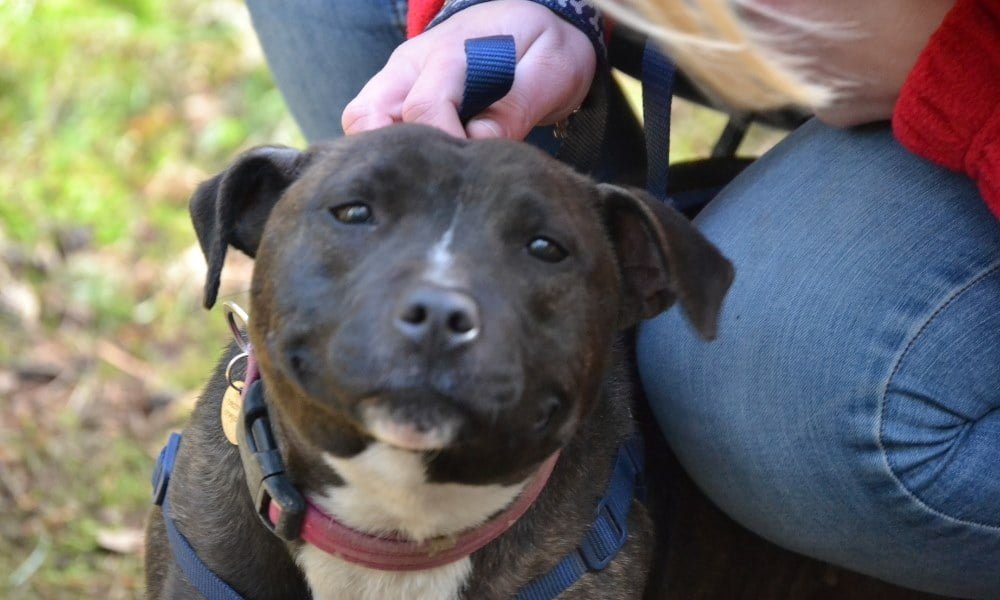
[881,263,1000,528]
[638,119,1000,598]
[246,0,406,141]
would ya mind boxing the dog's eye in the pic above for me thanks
[331,203,373,225]
[527,237,567,263]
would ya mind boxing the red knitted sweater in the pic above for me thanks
[892,0,1000,220]
[407,0,445,39]
[409,0,999,220]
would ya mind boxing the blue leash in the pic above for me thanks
[641,42,676,202]
[457,33,673,599]
[459,36,517,123]
[459,35,676,202]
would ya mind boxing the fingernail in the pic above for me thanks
[466,118,503,139]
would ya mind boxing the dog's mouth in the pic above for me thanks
[357,394,464,452]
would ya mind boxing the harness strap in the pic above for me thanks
[517,433,645,600]
[153,433,247,600]
[152,429,644,600]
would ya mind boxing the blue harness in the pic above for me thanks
[152,425,645,600]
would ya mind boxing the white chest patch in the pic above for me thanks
[297,547,471,600]
[295,443,527,600]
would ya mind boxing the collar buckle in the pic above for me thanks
[237,380,305,541]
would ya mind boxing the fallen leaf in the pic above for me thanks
[96,528,145,555]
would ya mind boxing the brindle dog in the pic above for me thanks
[144,124,733,600]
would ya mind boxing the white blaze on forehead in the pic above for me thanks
[424,206,465,287]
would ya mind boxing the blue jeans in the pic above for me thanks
[246,0,408,142]
[247,2,1000,597]
[639,121,1000,598]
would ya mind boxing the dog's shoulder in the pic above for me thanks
[463,338,653,598]
[144,343,311,599]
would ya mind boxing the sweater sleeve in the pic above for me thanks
[407,0,446,38]
[891,0,1000,220]
[407,0,606,60]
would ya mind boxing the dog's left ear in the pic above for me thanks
[598,183,734,339]
[190,145,312,309]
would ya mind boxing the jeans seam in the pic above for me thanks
[384,0,407,36]
[877,260,1000,531]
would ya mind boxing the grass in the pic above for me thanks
[0,1,298,598]
[0,2,784,598]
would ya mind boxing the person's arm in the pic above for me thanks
[341,0,598,140]
[892,0,1000,220]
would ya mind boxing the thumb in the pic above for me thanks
[465,38,593,140]
[464,86,548,140]
[465,88,584,141]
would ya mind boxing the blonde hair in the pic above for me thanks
[595,0,839,111]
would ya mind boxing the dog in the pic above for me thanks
[144,123,733,600]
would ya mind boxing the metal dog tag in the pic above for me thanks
[221,301,250,446]
[222,301,250,352]
[221,385,243,445]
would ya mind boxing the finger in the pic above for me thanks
[401,50,468,138]
[342,52,419,135]
[342,104,396,134]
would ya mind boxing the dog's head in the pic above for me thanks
[191,124,732,486]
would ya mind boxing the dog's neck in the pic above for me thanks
[266,394,543,600]
[173,341,635,600]
[245,340,633,599]
[316,442,532,542]
[265,390,538,544]
[283,437,537,600]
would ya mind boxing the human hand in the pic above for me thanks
[341,0,596,140]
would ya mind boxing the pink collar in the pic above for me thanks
[240,347,560,571]
[269,451,559,571]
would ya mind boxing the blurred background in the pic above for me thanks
[0,1,783,597]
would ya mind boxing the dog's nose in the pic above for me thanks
[394,286,481,349]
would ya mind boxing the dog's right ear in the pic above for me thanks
[190,145,311,309]
[598,183,734,339]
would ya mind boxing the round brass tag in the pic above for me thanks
[221,384,243,445]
